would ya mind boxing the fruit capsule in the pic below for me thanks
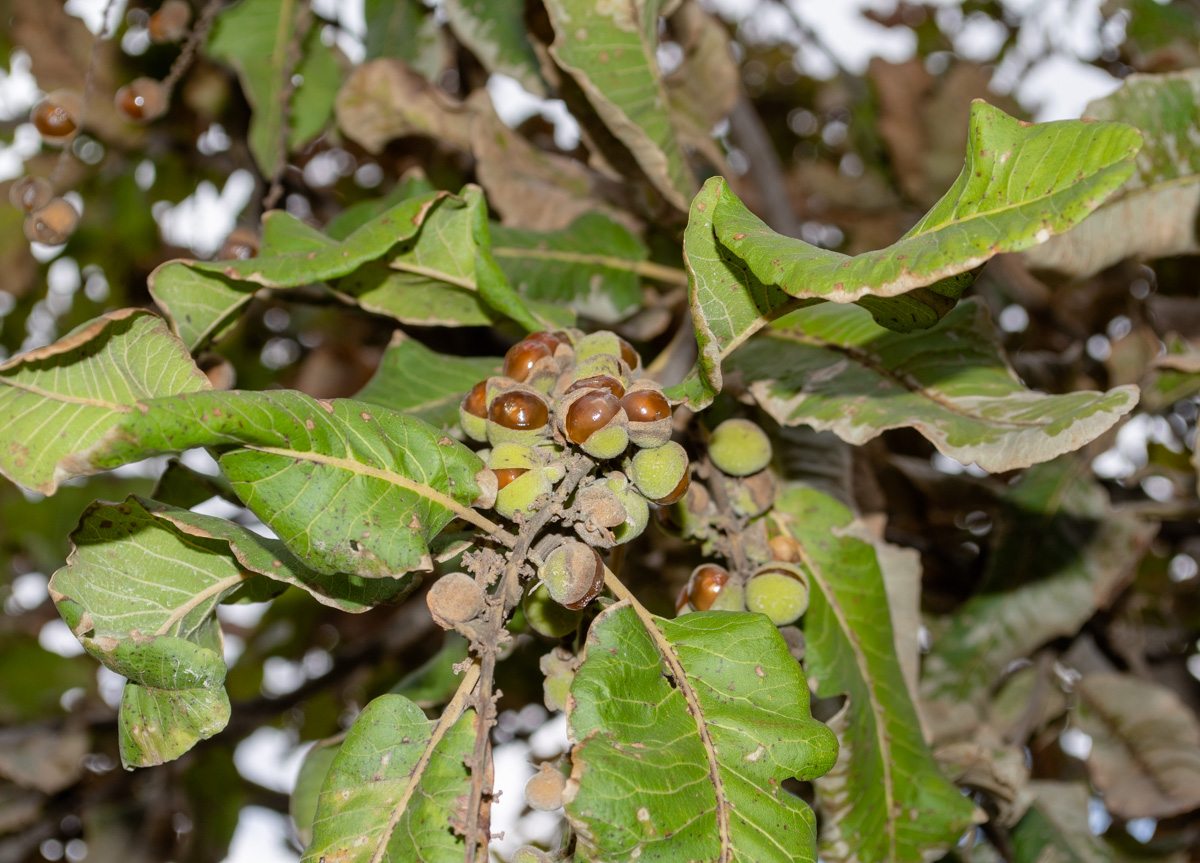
[489,389,549,431]
[462,381,488,418]
[605,471,648,545]
[565,390,620,444]
[568,374,625,399]
[709,418,773,477]
[31,90,82,141]
[426,572,485,629]
[745,563,810,626]
[617,336,639,370]
[725,468,776,517]
[148,0,191,42]
[523,582,583,638]
[115,77,169,123]
[24,198,78,245]
[9,176,52,212]
[539,541,605,610]
[622,382,673,448]
[503,338,552,382]
[629,441,689,504]
[495,467,553,519]
[524,763,566,811]
[526,330,565,354]
[494,467,527,490]
[678,564,743,614]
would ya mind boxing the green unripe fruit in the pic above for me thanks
[524,763,566,811]
[426,572,485,629]
[575,331,623,363]
[572,353,627,387]
[605,472,649,545]
[573,480,629,547]
[540,647,578,713]
[495,468,553,519]
[459,407,487,442]
[523,582,583,638]
[580,420,629,460]
[745,563,810,626]
[709,418,772,477]
[629,441,690,504]
[511,846,554,863]
[539,541,605,609]
[487,441,539,471]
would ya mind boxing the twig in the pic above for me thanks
[162,0,225,92]
[262,0,311,211]
[368,662,482,863]
[462,455,595,863]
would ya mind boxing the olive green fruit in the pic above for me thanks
[511,846,554,863]
[572,480,629,547]
[495,468,554,520]
[524,763,566,811]
[523,582,583,638]
[540,647,577,712]
[605,472,649,545]
[580,420,629,460]
[745,563,810,626]
[709,418,772,477]
[426,573,485,629]
[539,541,604,609]
[629,441,689,503]
[574,331,624,363]
[726,468,777,518]
[571,353,626,387]
[487,441,540,470]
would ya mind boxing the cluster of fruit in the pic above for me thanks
[11,1,189,245]
[670,418,811,627]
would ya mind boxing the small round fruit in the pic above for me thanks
[148,0,191,41]
[9,176,52,212]
[24,198,78,245]
[523,582,583,638]
[617,336,639,369]
[115,77,169,123]
[709,418,772,477]
[462,381,487,418]
[568,374,625,399]
[30,90,82,141]
[539,541,604,610]
[495,468,553,520]
[503,338,552,382]
[621,389,670,424]
[218,226,259,260]
[768,534,800,563]
[494,467,527,489]
[679,564,744,614]
[606,472,649,545]
[426,572,485,629]
[629,441,689,504]
[726,469,776,518]
[526,330,564,354]
[524,763,566,811]
[489,390,549,431]
[540,647,576,713]
[565,390,620,445]
[745,564,810,626]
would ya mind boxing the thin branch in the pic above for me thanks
[162,0,225,92]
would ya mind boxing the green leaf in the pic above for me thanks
[1074,672,1200,819]
[149,191,447,350]
[772,486,980,863]
[1010,782,1118,863]
[353,331,500,431]
[491,212,650,324]
[292,735,343,848]
[1025,69,1200,278]
[922,462,1154,703]
[444,0,546,96]
[729,300,1140,473]
[135,497,421,612]
[289,28,341,150]
[340,185,548,332]
[77,391,490,578]
[112,637,231,768]
[565,604,837,863]
[208,0,331,176]
[0,309,210,494]
[543,0,694,211]
[714,102,1140,325]
[362,0,445,74]
[323,173,436,240]
[302,693,476,863]
[49,497,242,767]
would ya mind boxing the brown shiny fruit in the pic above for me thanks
[148,0,191,41]
[568,375,625,399]
[686,564,730,612]
[494,467,528,490]
[502,339,552,382]
[115,78,169,123]
[24,198,78,245]
[565,390,620,444]
[621,389,670,424]
[489,390,549,430]
[617,336,638,369]
[31,90,82,140]
[462,381,488,418]
[9,176,52,212]
[526,331,564,353]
